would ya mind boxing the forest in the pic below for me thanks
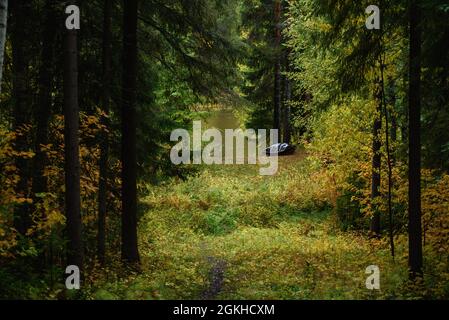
[0,0,448,300]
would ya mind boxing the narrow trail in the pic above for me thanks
[201,256,227,300]
[198,241,227,300]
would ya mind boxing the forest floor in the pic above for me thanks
[93,110,410,300]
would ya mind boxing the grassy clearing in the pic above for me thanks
[93,153,411,300]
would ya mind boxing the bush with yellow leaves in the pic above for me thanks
[0,127,34,258]
[1,110,122,280]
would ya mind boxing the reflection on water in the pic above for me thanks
[203,109,261,164]
[204,109,240,131]
[200,107,300,173]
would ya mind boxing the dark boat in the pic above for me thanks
[265,143,296,156]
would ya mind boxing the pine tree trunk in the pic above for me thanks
[380,60,395,259]
[273,0,282,132]
[121,0,140,265]
[283,54,292,144]
[389,83,398,164]
[408,0,423,280]
[0,0,7,91]
[11,0,32,235]
[64,24,83,269]
[32,1,57,202]
[98,0,112,264]
[370,82,382,236]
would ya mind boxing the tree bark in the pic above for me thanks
[370,82,382,236]
[408,0,423,280]
[273,0,282,132]
[64,25,83,269]
[11,0,32,235]
[98,0,112,264]
[283,53,292,144]
[380,58,395,259]
[0,0,7,91]
[389,83,398,165]
[32,1,57,201]
[121,0,140,265]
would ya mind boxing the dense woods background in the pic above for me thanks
[0,0,449,299]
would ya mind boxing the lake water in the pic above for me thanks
[201,108,302,173]
[204,108,241,131]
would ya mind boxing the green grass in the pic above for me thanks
[94,154,411,300]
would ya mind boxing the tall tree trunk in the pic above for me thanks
[389,81,398,165]
[273,0,282,132]
[0,0,7,91]
[64,21,83,269]
[408,0,423,280]
[32,1,57,202]
[98,0,112,264]
[370,81,382,236]
[121,0,140,265]
[11,0,32,235]
[283,59,292,144]
[380,57,395,259]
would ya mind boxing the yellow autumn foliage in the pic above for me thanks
[1,109,122,259]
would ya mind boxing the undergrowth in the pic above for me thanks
[89,154,435,300]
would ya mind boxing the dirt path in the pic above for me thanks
[198,241,227,299]
[201,256,227,299]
